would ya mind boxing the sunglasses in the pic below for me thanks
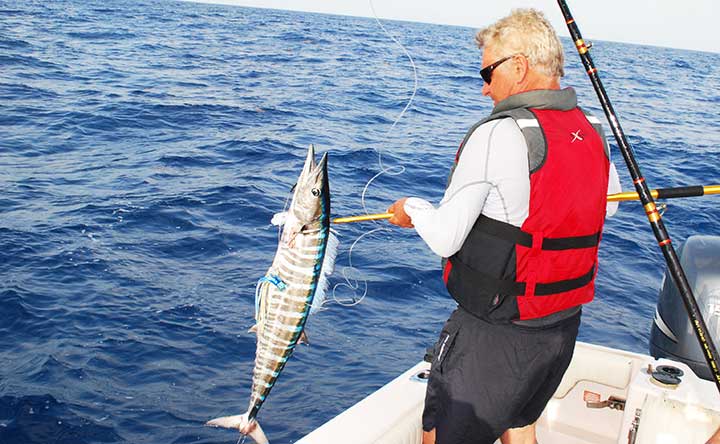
[479,54,517,84]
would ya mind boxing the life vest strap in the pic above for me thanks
[474,215,600,250]
[446,256,596,297]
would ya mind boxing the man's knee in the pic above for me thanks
[500,422,537,444]
[422,428,436,444]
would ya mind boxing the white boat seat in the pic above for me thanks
[554,343,637,399]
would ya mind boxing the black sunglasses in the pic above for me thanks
[480,55,515,84]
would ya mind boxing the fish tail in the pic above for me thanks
[206,411,269,444]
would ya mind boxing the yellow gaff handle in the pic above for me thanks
[333,185,720,224]
[332,212,393,224]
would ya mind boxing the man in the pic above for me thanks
[388,9,621,444]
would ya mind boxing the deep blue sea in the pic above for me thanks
[1,0,719,442]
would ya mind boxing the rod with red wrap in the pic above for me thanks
[557,0,720,392]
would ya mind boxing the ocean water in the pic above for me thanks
[1,0,719,442]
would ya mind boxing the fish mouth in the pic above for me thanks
[316,151,328,179]
[299,144,327,181]
[301,144,317,177]
[297,144,328,190]
[288,144,330,230]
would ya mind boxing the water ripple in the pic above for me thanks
[1,0,719,443]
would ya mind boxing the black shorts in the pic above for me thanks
[422,307,581,444]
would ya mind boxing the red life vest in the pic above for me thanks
[443,107,610,322]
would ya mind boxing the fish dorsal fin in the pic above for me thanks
[310,231,339,314]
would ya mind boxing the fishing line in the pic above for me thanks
[268,192,293,243]
[329,228,375,307]
[328,0,419,307]
[360,0,418,215]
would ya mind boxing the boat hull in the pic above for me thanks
[297,341,720,444]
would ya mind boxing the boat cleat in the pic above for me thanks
[585,395,626,411]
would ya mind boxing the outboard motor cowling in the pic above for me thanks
[650,235,720,381]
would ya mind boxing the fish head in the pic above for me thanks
[290,145,329,226]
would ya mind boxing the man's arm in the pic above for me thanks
[607,161,621,217]
[389,118,620,256]
[388,119,526,257]
[389,184,491,258]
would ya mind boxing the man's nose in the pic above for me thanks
[482,82,490,96]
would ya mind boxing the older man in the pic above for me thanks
[388,9,620,444]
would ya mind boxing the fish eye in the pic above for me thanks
[311,188,322,197]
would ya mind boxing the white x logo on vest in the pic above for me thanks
[571,130,584,143]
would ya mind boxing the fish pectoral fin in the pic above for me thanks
[206,413,269,444]
[310,231,339,315]
[298,330,310,346]
[248,324,258,335]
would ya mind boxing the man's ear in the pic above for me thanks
[514,54,530,83]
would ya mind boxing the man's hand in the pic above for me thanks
[387,197,414,228]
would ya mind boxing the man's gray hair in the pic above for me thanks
[476,9,565,78]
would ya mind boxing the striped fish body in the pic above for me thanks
[250,178,330,418]
[207,145,330,443]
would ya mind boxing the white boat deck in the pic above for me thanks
[297,342,720,444]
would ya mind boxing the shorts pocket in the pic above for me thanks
[434,328,459,374]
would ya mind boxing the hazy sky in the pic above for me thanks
[190,0,718,53]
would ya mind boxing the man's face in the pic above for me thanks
[481,45,518,105]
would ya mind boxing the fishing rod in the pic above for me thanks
[557,0,720,392]
[609,184,720,202]
[332,184,720,224]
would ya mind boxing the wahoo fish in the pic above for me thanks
[207,145,337,443]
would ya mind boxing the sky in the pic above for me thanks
[187,0,719,54]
